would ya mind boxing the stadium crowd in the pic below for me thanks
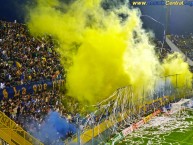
[0,90,61,128]
[1,20,189,144]
[0,20,64,89]
[0,20,121,135]
[170,34,193,60]
[0,89,79,144]
[0,20,75,143]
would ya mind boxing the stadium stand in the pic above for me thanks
[0,20,109,144]
[1,20,193,145]
[0,90,61,131]
[166,35,193,71]
[0,20,66,144]
[0,20,64,88]
[170,34,193,61]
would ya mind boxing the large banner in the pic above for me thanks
[0,79,64,100]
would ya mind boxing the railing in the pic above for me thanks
[66,90,193,145]
[65,96,168,144]
[0,111,44,145]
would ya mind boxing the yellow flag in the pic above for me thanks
[16,61,22,68]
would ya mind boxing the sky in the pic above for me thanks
[0,0,193,40]
[137,3,193,39]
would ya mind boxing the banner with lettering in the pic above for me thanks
[0,79,65,100]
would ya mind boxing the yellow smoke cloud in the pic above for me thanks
[162,52,192,88]
[27,0,192,104]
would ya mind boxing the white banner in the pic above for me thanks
[135,120,144,128]
[122,126,133,137]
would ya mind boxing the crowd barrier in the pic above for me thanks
[68,96,170,145]
[0,111,43,145]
